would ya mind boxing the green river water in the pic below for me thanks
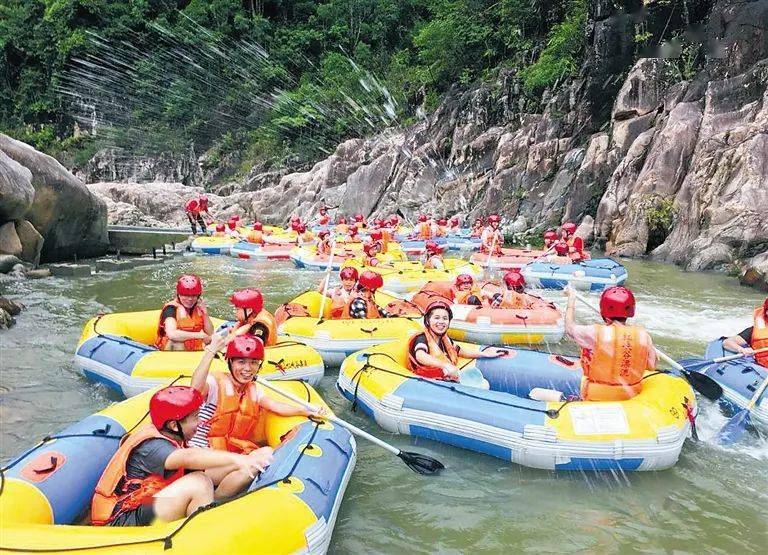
[1,254,766,552]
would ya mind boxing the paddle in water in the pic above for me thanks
[715,372,768,445]
[256,377,445,475]
[572,290,723,401]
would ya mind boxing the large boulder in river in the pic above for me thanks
[0,222,23,258]
[0,134,108,261]
[0,150,34,222]
[15,220,44,266]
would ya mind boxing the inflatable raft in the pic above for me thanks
[0,381,356,554]
[230,240,294,260]
[469,247,549,270]
[290,246,406,271]
[683,339,768,430]
[276,291,422,366]
[342,259,482,296]
[337,341,695,471]
[522,258,628,291]
[190,236,237,255]
[75,311,325,398]
[410,282,563,345]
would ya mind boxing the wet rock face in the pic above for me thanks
[0,151,34,222]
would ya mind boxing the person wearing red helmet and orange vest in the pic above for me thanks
[722,298,768,367]
[470,217,484,238]
[368,229,390,253]
[407,300,506,381]
[225,217,243,240]
[354,213,366,228]
[415,214,433,240]
[156,275,214,351]
[90,385,272,527]
[487,271,537,309]
[560,221,585,261]
[226,288,278,347]
[212,223,227,237]
[315,229,332,255]
[481,214,504,255]
[184,198,207,235]
[319,267,358,319]
[360,241,383,267]
[335,216,349,235]
[245,221,266,245]
[318,205,331,226]
[433,218,447,237]
[564,285,656,401]
[341,270,393,319]
[546,241,573,264]
[452,274,485,306]
[190,335,324,459]
[543,229,558,248]
[296,224,314,246]
[423,241,445,270]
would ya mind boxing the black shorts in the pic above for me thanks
[107,503,155,527]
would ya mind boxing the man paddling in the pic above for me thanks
[722,298,768,367]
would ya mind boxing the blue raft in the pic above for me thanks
[522,258,628,291]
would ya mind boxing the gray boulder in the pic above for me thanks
[0,150,34,221]
[0,221,22,257]
[15,219,44,266]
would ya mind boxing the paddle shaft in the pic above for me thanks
[707,347,768,366]
[745,373,768,411]
[317,239,337,319]
[256,377,400,456]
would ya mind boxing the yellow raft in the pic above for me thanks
[0,381,356,554]
[290,245,406,271]
[275,291,422,366]
[341,259,483,295]
[189,235,237,255]
[75,311,325,398]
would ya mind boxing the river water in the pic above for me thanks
[1,254,766,552]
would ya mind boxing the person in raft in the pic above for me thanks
[91,385,273,526]
[342,270,392,319]
[546,241,573,264]
[360,241,383,267]
[245,221,266,245]
[318,205,331,226]
[212,223,227,237]
[407,300,506,381]
[480,214,504,255]
[319,266,358,319]
[451,274,485,306]
[722,298,768,366]
[487,271,536,309]
[560,221,585,261]
[422,241,445,270]
[156,275,214,351]
[190,334,324,459]
[543,229,558,249]
[564,285,656,401]
[185,198,207,235]
[226,288,277,347]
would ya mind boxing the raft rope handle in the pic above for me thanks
[0,387,322,553]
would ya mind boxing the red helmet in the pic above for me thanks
[374,219,384,227]
[318,230,330,239]
[424,299,453,321]
[562,221,577,235]
[450,216,459,223]
[225,335,265,360]
[543,229,558,241]
[176,274,202,296]
[319,206,328,214]
[355,214,364,222]
[488,214,501,224]
[150,386,203,430]
[340,266,359,281]
[389,214,399,224]
[198,194,209,206]
[600,286,636,320]
[370,230,383,241]
[185,199,199,212]
[425,241,442,254]
[297,224,307,233]
[227,219,237,230]
[503,271,525,289]
[253,222,263,231]
[764,298,768,315]
[349,224,359,234]
[215,223,225,232]
[229,288,264,312]
[455,274,474,286]
[358,270,383,291]
[231,215,241,222]
[418,214,428,222]
[363,242,379,255]
[554,242,569,256]
[338,217,347,224]
[438,219,447,226]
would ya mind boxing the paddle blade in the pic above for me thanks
[682,370,723,401]
[397,451,445,475]
[716,410,750,445]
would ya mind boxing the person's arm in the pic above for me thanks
[563,287,595,350]
[722,330,753,354]
[259,395,326,418]
[414,348,458,379]
[165,447,272,478]
[190,334,227,394]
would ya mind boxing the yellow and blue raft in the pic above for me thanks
[342,259,482,295]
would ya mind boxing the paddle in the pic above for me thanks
[715,372,768,445]
[681,348,768,371]
[572,290,723,401]
[317,238,337,321]
[256,377,445,475]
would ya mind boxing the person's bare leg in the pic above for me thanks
[213,468,254,500]
[152,472,213,521]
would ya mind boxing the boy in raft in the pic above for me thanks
[225,218,242,240]
[480,214,503,255]
[543,229,558,248]
[91,385,273,526]
[547,241,573,264]
[246,221,266,245]
[185,198,207,235]
[470,217,484,238]
[487,271,536,309]
[563,285,656,401]
[156,275,214,351]
[227,288,278,347]
[189,335,325,494]
[407,300,506,381]
[722,298,768,366]
[316,230,332,255]
[318,205,331,226]
[560,221,586,261]
[342,270,392,319]
[360,241,383,267]
[414,214,433,240]
[319,267,358,319]
[452,274,485,306]
[296,224,314,246]
[423,241,445,270]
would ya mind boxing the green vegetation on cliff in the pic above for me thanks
[0,0,587,169]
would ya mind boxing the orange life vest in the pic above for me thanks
[452,286,483,305]
[751,308,768,367]
[205,372,263,454]
[499,290,530,309]
[407,330,459,380]
[328,286,353,319]
[319,215,330,225]
[341,295,381,319]
[238,309,277,347]
[418,222,433,240]
[156,300,206,351]
[579,324,651,401]
[247,230,264,244]
[380,231,392,252]
[434,225,446,237]
[317,239,331,255]
[336,224,349,235]
[91,426,184,526]
[481,228,502,253]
